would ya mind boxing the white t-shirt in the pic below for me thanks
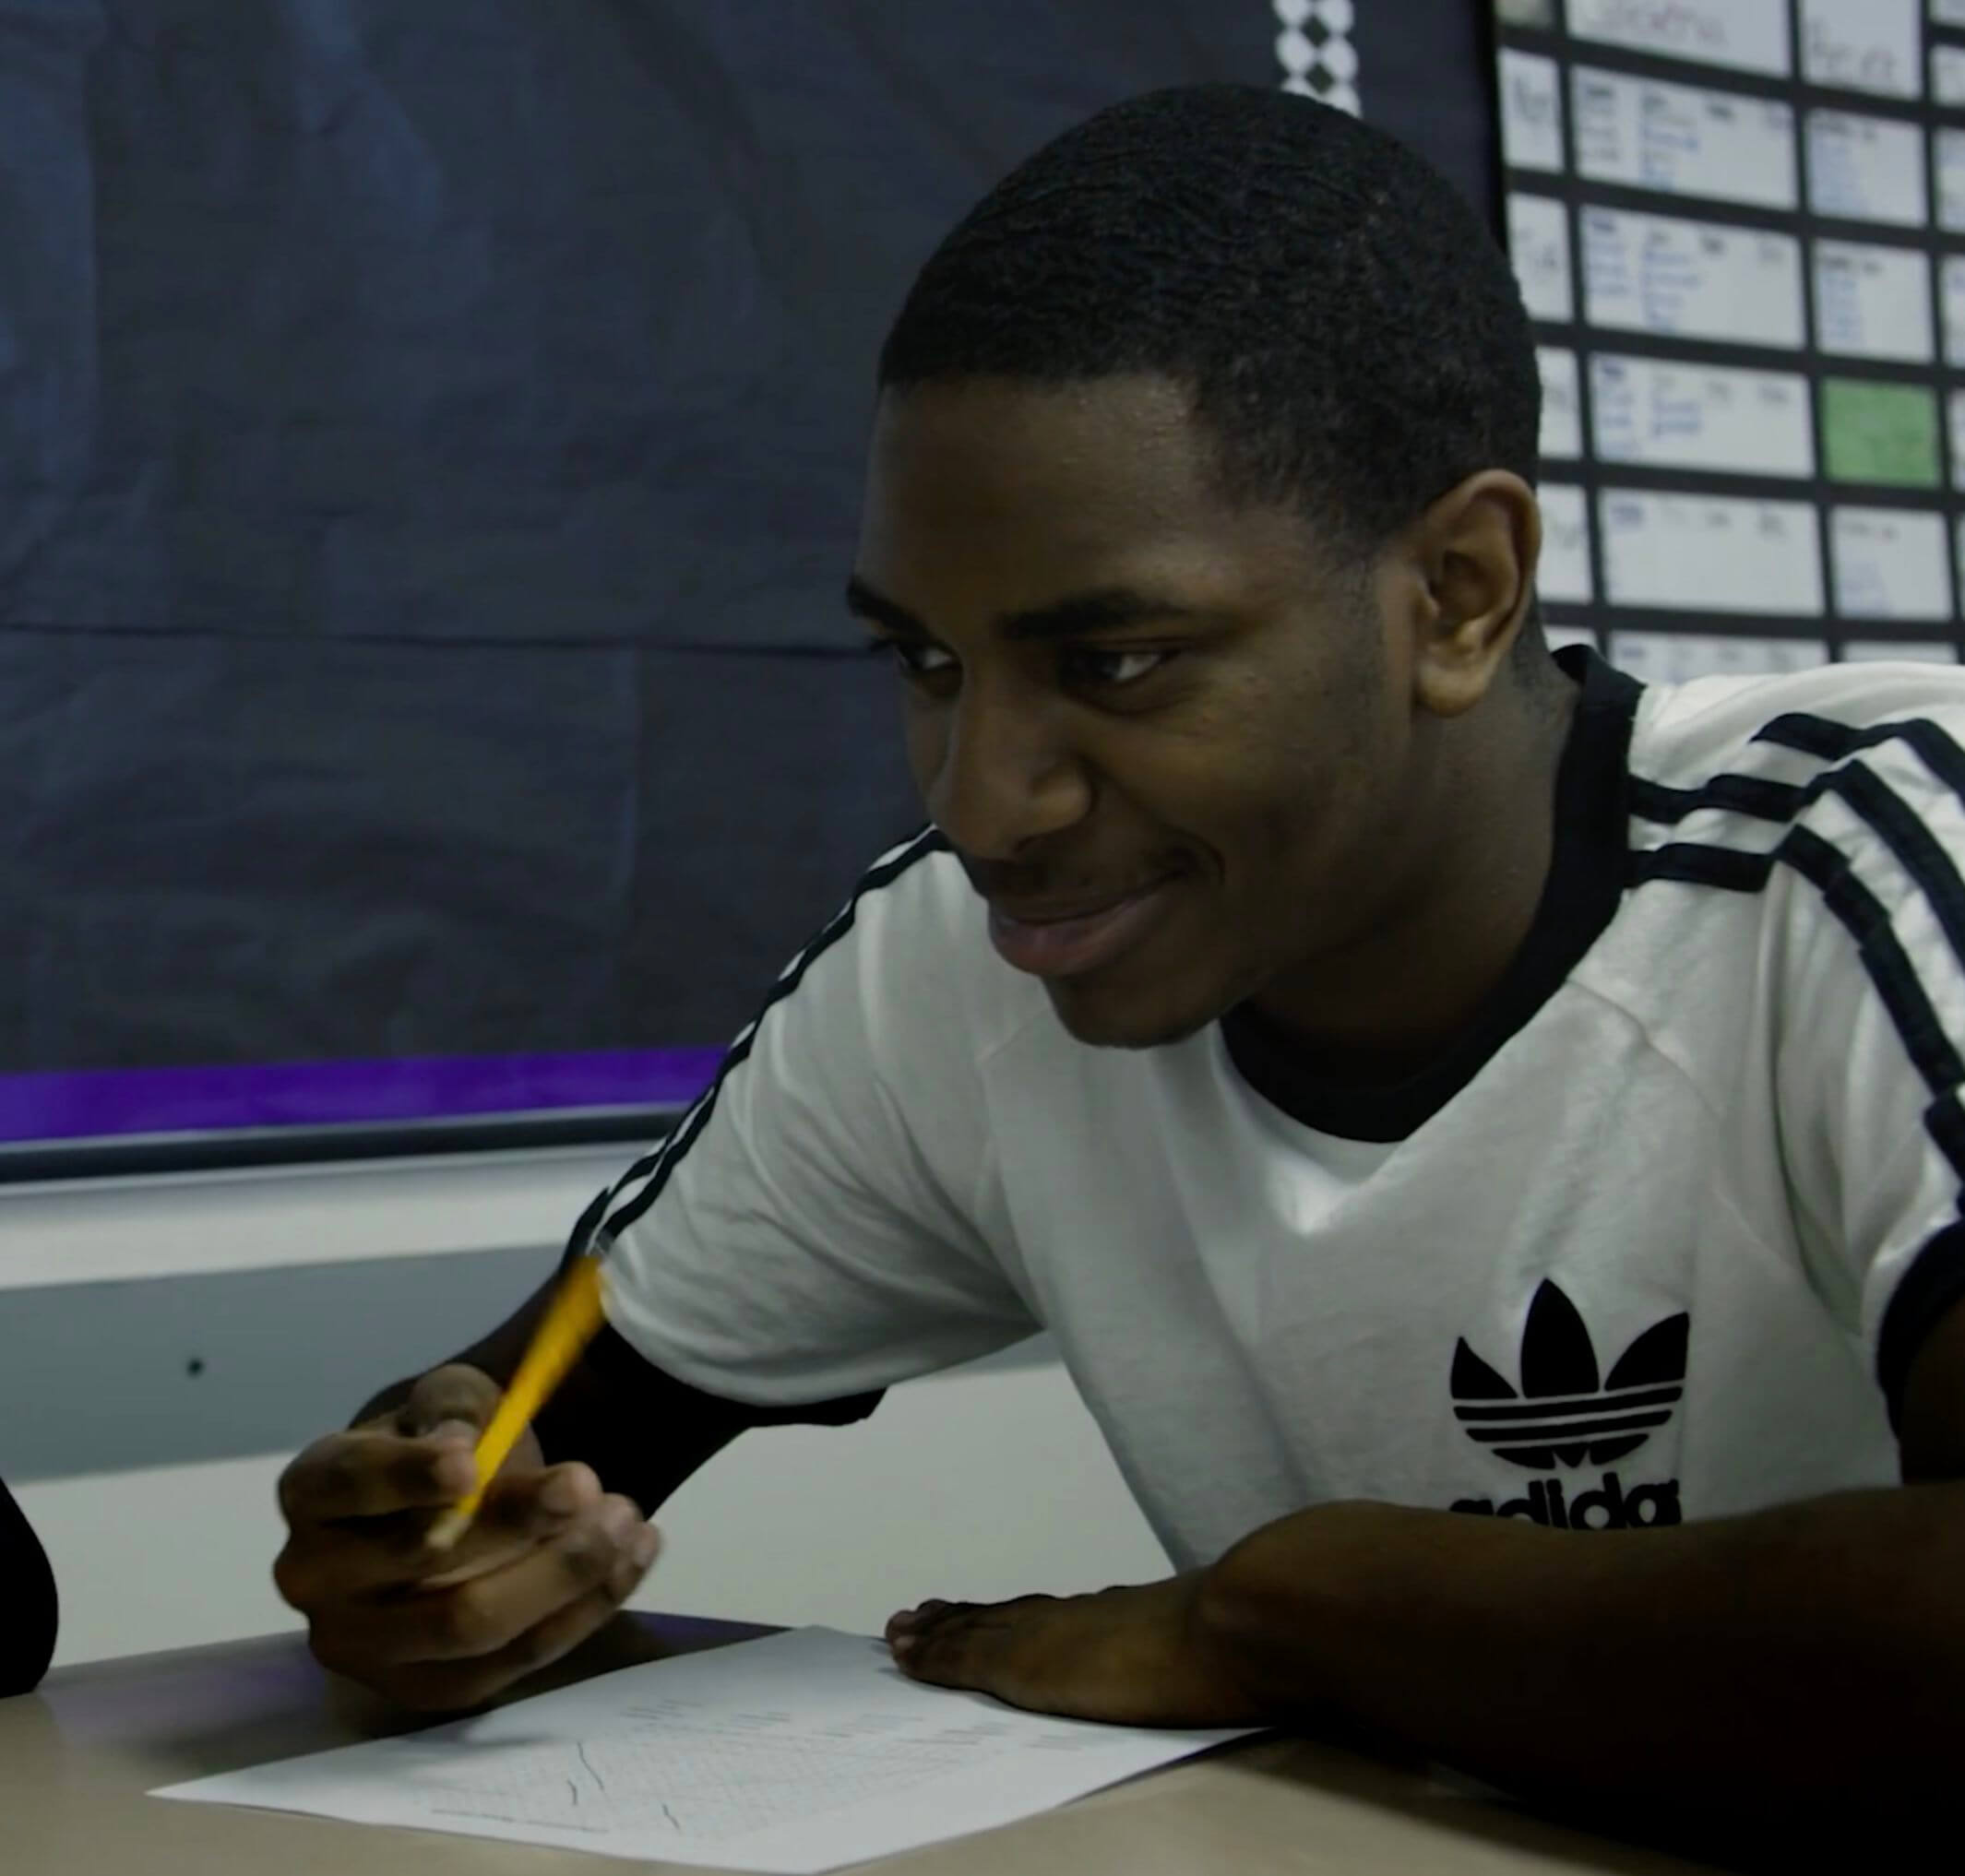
[599,647,1965,1570]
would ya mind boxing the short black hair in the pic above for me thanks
[879,85,1540,563]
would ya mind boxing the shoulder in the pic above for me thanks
[1618,661,1965,1038]
[788,827,1055,1064]
[1630,659,1965,801]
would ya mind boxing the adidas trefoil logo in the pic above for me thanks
[1452,1280,1688,1472]
[1448,1282,1688,1530]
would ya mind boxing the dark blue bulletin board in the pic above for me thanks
[0,1,1496,1169]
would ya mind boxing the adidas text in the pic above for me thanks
[1450,1469,1681,1530]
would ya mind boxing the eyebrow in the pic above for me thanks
[845,576,1204,644]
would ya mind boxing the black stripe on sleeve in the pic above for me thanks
[600,826,949,1242]
[1634,825,1965,1159]
[1876,1221,1965,1436]
[1630,750,1965,1420]
[1756,716,1965,816]
[1631,734,1965,987]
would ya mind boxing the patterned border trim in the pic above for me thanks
[1274,0,1362,115]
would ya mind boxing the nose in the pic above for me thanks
[921,675,1092,861]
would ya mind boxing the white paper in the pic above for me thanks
[1609,631,1831,681]
[1538,483,1594,601]
[1840,637,1960,660]
[1581,207,1804,347]
[1933,43,1965,102]
[153,1629,1254,1874]
[1571,66,1797,210]
[1813,241,1935,362]
[1938,128,1965,232]
[1805,112,1927,226]
[1831,506,1954,619]
[1537,347,1582,458]
[1600,490,1824,614]
[1802,0,1921,98]
[1500,49,1566,172]
[1589,353,1814,476]
[1944,257,1965,365]
[1509,194,1575,323]
[1566,0,1790,76]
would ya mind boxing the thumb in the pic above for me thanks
[394,1364,504,1440]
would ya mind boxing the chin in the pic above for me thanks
[1042,976,1222,1051]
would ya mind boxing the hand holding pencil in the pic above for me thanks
[272,1244,659,1713]
[426,1254,609,1551]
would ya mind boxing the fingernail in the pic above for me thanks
[631,1527,660,1569]
[429,1419,479,1447]
[540,1469,586,1514]
[888,1608,922,1634]
[434,1451,479,1494]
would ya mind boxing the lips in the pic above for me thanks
[986,878,1179,980]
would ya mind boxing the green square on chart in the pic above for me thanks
[1821,378,1942,488]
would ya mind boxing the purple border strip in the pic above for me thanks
[0,1050,726,1146]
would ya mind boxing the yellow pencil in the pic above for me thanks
[424,1253,608,1551]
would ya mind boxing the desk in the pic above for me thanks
[6,1614,1731,1875]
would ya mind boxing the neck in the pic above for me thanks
[1250,662,1581,1082]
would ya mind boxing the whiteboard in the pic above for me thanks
[1804,112,1927,225]
[1508,194,1575,323]
[1539,482,1595,602]
[1830,507,1954,619]
[1581,208,1804,347]
[1840,639,1961,661]
[1939,127,1965,230]
[1609,632,1831,681]
[1497,0,1964,670]
[1812,241,1934,362]
[1600,491,1824,614]
[1589,355,1814,476]
[1500,49,1565,172]
[1945,257,1965,366]
[1566,0,1790,77]
[1800,0,1921,99]
[1571,66,1796,209]
[1538,347,1583,458]
[1934,43,1965,104]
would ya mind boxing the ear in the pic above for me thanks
[1402,471,1539,719]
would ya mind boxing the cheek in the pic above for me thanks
[900,703,947,801]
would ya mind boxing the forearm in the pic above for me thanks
[1200,1486,1965,1822]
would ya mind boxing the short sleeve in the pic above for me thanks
[1773,712,1965,1427]
[595,832,1040,1405]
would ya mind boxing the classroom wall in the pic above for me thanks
[0,1149,1168,1667]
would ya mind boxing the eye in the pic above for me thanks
[866,637,959,681]
[1060,647,1177,689]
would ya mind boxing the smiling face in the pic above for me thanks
[851,374,1476,1051]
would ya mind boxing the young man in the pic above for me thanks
[275,88,1963,1827]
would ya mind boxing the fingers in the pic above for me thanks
[887,1595,1054,1694]
[274,1462,605,1605]
[306,1498,661,1711]
[363,1584,629,1715]
[279,1429,480,1527]
[379,1499,658,1664]
[392,1364,505,1439]
[278,1360,658,1713]
[890,1604,992,1690]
